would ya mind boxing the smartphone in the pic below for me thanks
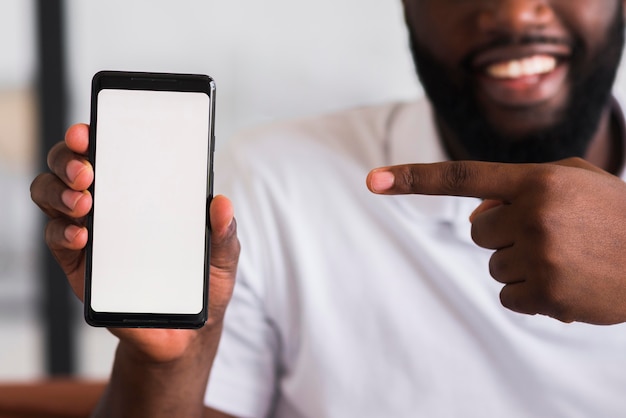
[84,71,215,328]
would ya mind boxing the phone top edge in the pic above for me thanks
[93,70,214,80]
[92,70,215,85]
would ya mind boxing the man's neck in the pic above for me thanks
[585,99,625,174]
[435,116,470,162]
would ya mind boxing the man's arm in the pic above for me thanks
[367,157,626,325]
[92,323,236,418]
[30,124,241,417]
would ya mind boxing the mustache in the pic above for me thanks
[461,34,578,71]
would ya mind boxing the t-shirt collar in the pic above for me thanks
[386,97,479,242]
[386,95,626,242]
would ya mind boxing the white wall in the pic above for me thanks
[65,0,422,148]
[0,0,35,88]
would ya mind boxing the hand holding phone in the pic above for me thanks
[85,71,216,328]
[31,73,240,412]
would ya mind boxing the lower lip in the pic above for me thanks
[476,63,569,108]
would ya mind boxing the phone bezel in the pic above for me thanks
[84,70,216,329]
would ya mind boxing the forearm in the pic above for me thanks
[0,379,105,418]
[92,325,223,418]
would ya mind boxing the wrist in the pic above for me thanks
[113,320,224,366]
[93,323,224,418]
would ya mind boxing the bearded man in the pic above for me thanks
[25,1,626,417]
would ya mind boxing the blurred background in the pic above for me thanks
[3,0,626,382]
[0,0,420,380]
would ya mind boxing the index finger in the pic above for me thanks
[366,161,532,201]
[65,123,90,155]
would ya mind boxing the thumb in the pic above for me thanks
[469,199,504,223]
[207,195,240,321]
[209,194,239,274]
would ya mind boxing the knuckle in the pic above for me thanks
[533,271,575,322]
[520,211,549,239]
[544,294,572,322]
[30,173,46,199]
[46,141,65,170]
[439,161,474,194]
[397,166,418,192]
[30,174,57,215]
[519,207,561,248]
[566,156,586,167]
[30,173,61,215]
[525,164,565,195]
[499,286,521,313]
[43,219,59,245]
[556,156,587,169]
[470,222,481,245]
[470,221,491,249]
[488,252,505,281]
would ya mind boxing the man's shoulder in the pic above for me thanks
[216,96,443,179]
[227,98,427,150]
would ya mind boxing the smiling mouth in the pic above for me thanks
[485,55,558,79]
[471,49,570,108]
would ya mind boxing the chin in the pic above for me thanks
[477,91,570,141]
[485,108,566,142]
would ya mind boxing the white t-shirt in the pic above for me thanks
[206,97,626,418]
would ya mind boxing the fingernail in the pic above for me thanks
[370,171,395,192]
[227,217,236,234]
[61,189,80,210]
[66,160,87,184]
[64,224,82,242]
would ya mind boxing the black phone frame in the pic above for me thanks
[84,71,215,329]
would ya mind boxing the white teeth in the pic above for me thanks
[486,55,557,79]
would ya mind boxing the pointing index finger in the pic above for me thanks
[366,161,531,201]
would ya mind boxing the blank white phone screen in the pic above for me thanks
[90,89,210,314]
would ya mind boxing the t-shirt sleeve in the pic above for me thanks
[204,136,282,418]
[204,270,280,418]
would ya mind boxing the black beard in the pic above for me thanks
[407,9,625,164]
